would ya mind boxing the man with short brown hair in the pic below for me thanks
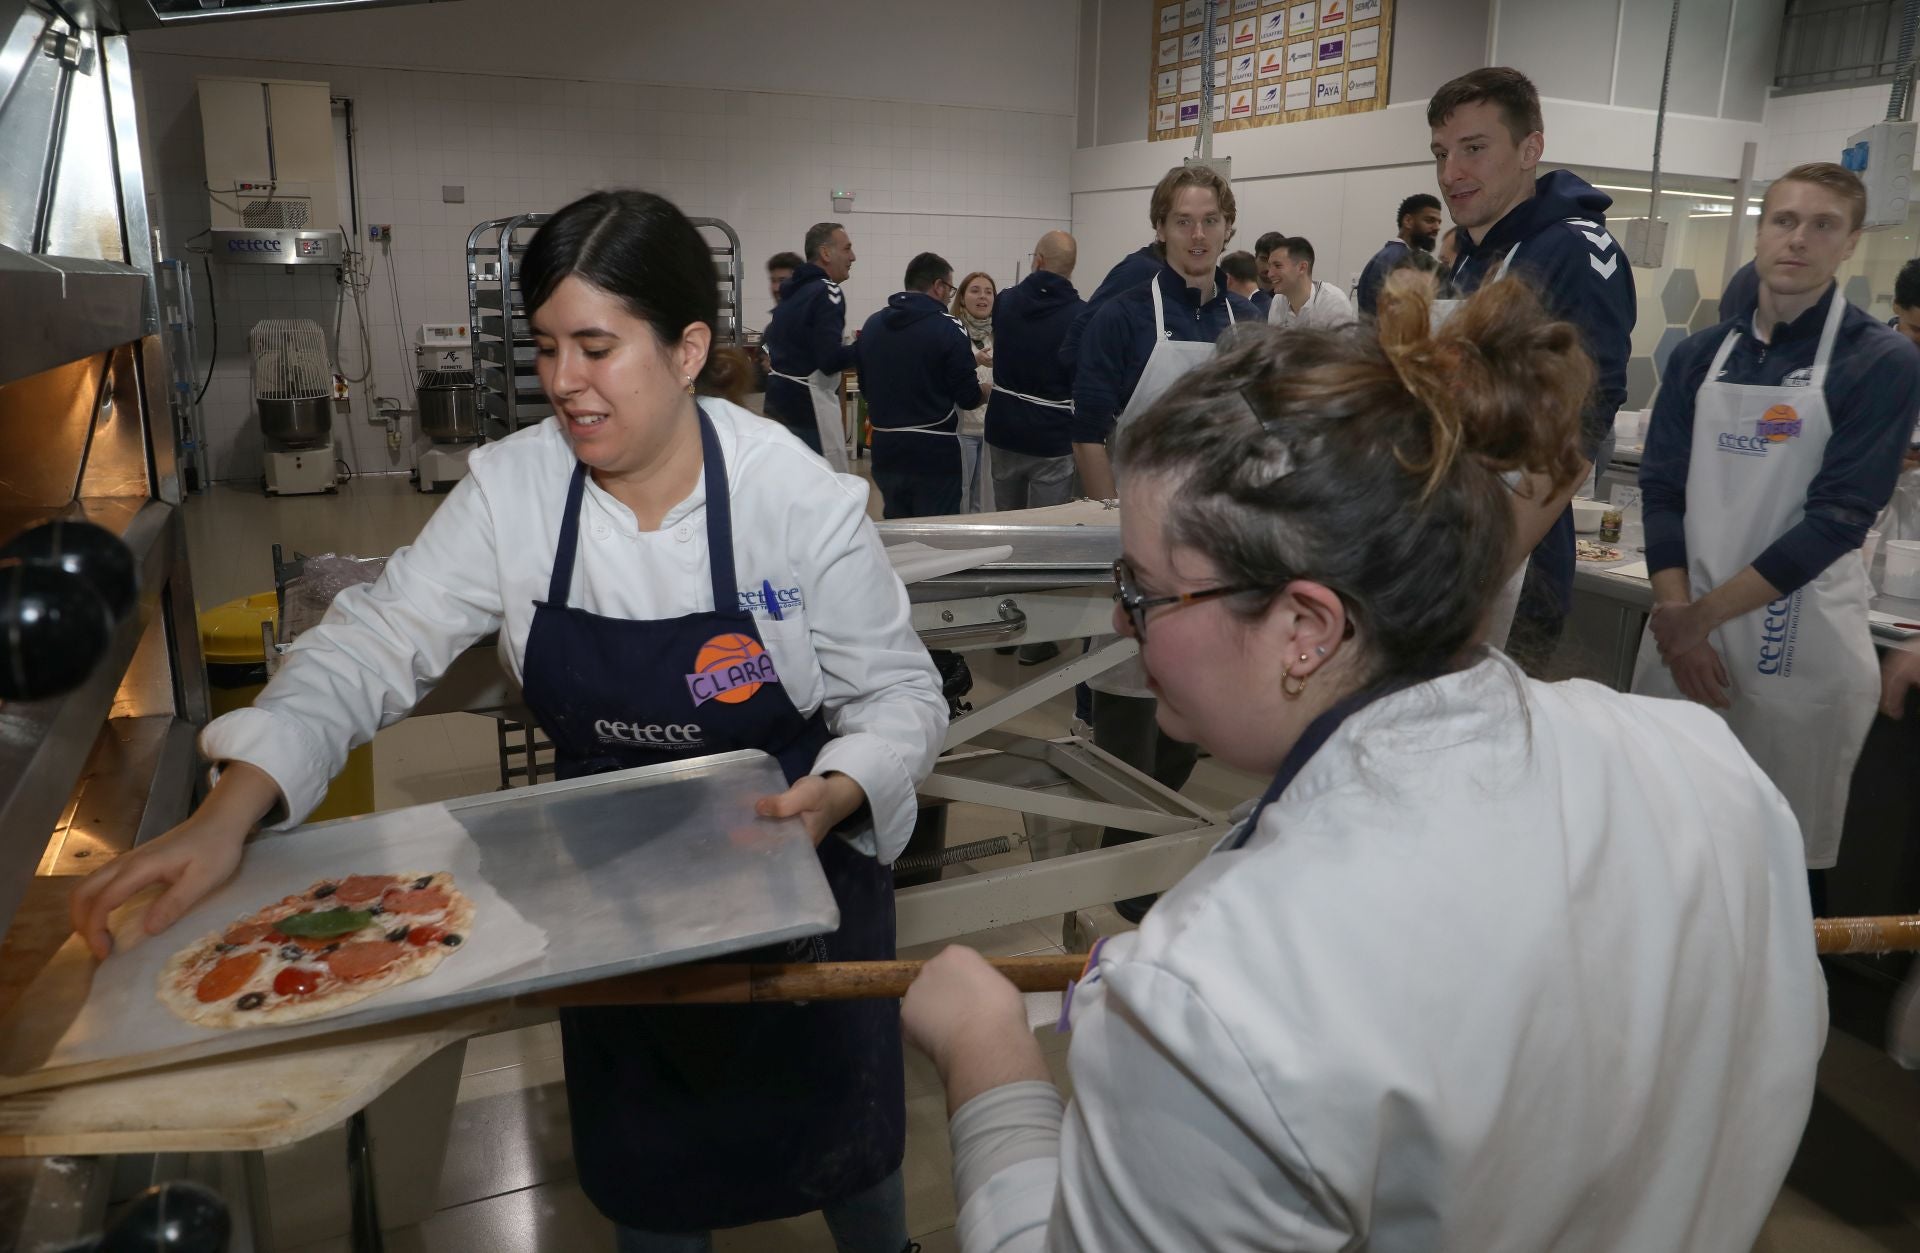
[1635,162,1919,908]
[1429,65,1636,672]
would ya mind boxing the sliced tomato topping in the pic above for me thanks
[381,887,449,915]
[196,951,263,1003]
[332,874,395,904]
[273,967,322,997]
[324,940,405,981]
[405,925,446,947]
[223,921,273,946]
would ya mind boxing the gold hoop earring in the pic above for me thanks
[1282,668,1309,699]
[684,373,695,394]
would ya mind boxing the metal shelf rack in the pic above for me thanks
[465,213,551,435]
[689,217,745,350]
[464,213,744,438]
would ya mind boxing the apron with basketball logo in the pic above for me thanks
[1630,292,1878,869]
[518,406,902,1230]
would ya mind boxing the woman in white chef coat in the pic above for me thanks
[72,190,946,1253]
[899,277,1826,1253]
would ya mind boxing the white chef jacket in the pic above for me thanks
[955,655,1825,1252]
[1267,279,1356,330]
[201,400,947,860]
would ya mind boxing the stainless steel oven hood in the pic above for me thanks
[118,0,455,28]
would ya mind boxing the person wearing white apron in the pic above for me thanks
[853,254,983,521]
[984,233,1084,513]
[1632,164,1920,899]
[1069,163,1259,922]
[1431,70,1637,674]
[897,277,1824,1253]
[763,223,858,471]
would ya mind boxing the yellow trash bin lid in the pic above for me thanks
[199,591,278,666]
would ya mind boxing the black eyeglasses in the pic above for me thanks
[1111,558,1270,642]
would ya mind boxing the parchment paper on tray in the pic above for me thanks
[885,541,1015,585]
[0,805,545,1087]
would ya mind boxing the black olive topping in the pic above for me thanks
[279,945,304,962]
[213,942,236,953]
[367,903,385,916]
[312,882,337,899]
[386,926,410,943]
[236,992,265,1010]
[412,875,432,889]
[323,942,341,954]
[440,933,463,946]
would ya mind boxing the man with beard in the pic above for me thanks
[1356,193,1444,316]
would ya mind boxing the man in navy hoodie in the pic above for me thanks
[1356,193,1445,316]
[1059,240,1164,378]
[856,252,984,520]
[763,221,857,465]
[1431,67,1636,671]
[987,230,1084,511]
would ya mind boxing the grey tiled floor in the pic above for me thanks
[186,473,1920,1252]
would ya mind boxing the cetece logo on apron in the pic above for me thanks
[686,632,783,707]
[1757,591,1801,677]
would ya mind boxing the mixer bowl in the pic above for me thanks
[258,394,332,450]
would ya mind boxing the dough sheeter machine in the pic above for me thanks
[875,501,1230,952]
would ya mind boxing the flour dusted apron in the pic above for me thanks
[1435,243,1529,651]
[1091,278,1235,697]
[518,408,901,1230]
[1630,293,1878,869]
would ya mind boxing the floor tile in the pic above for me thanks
[435,1079,576,1211]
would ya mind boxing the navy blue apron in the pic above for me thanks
[518,409,904,1233]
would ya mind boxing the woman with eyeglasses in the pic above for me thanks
[898,276,1825,1252]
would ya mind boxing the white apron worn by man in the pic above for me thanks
[1631,293,1878,868]
[1088,279,1233,699]
[1432,244,1528,651]
[765,355,850,474]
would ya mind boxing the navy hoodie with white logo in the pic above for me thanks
[1452,169,1637,618]
[985,268,1084,458]
[856,290,983,477]
[763,263,856,430]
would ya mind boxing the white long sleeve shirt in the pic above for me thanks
[954,655,1826,1251]
[201,401,947,860]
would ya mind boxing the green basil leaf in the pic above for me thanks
[276,908,372,938]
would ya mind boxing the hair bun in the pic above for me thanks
[1375,269,1591,499]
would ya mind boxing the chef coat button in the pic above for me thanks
[675,525,692,542]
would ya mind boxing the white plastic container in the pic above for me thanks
[1881,538,1920,598]
[1571,499,1606,533]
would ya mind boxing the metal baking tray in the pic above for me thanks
[0,750,838,1091]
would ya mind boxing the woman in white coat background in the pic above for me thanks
[72,190,946,1253]
[900,277,1826,1252]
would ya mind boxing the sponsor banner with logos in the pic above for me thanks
[1148,0,1393,139]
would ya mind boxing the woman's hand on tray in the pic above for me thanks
[69,761,279,959]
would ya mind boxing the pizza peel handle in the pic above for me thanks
[528,915,1920,1006]
[527,953,1089,1007]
